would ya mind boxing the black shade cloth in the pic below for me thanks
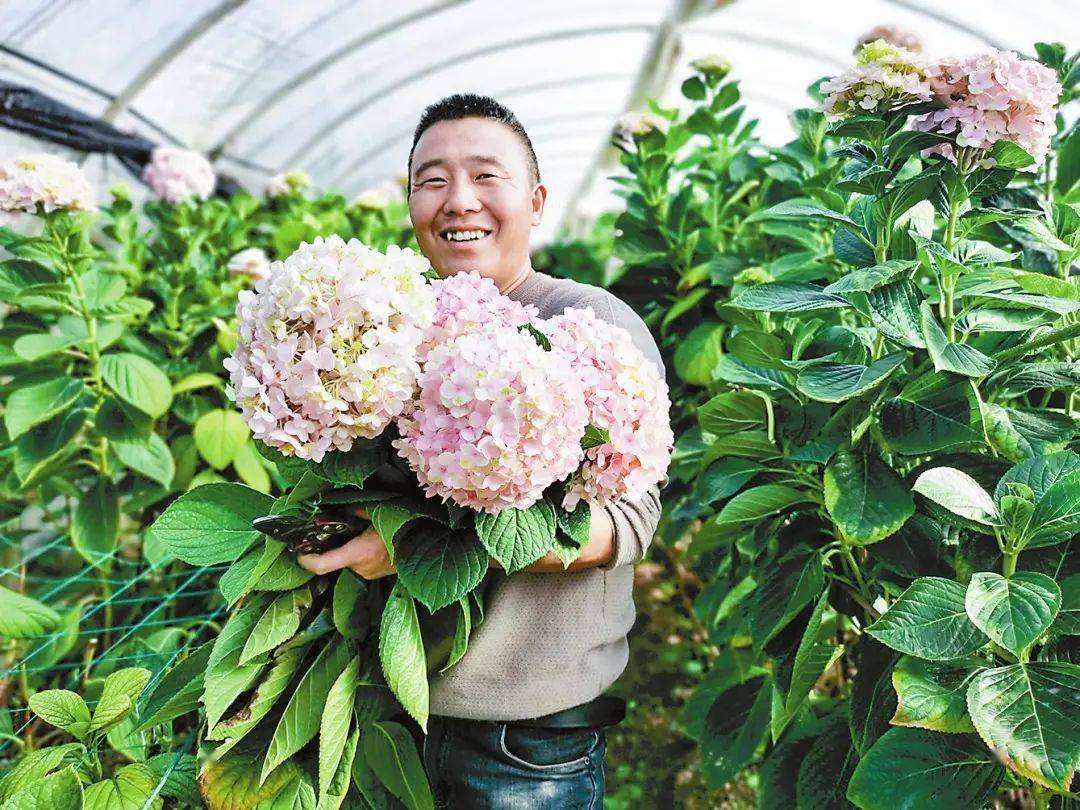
[0,81,243,197]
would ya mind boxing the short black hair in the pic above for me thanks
[407,93,541,194]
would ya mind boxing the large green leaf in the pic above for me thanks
[748,549,824,652]
[846,728,1003,810]
[90,668,151,733]
[263,639,352,782]
[746,200,859,228]
[13,405,86,487]
[1055,574,1080,636]
[732,282,849,313]
[475,501,556,574]
[774,593,843,738]
[967,662,1080,790]
[395,520,489,612]
[1,765,83,810]
[867,577,988,660]
[890,656,976,733]
[796,353,905,403]
[307,439,386,487]
[824,451,913,545]
[28,690,91,740]
[912,467,998,525]
[379,581,428,732]
[701,676,772,789]
[100,353,172,418]
[72,479,120,565]
[713,484,811,530]
[0,744,83,804]
[880,374,983,455]
[1027,470,1080,548]
[193,409,249,471]
[148,482,272,565]
[319,656,359,803]
[674,322,724,385]
[204,593,273,729]
[795,718,858,810]
[867,280,926,348]
[361,721,434,810]
[240,588,311,664]
[965,571,1061,656]
[197,753,300,810]
[209,646,306,753]
[920,303,996,378]
[698,391,767,436]
[111,431,174,488]
[825,260,912,293]
[0,585,60,639]
[4,376,85,440]
[84,763,162,810]
[983,405,1075,463]
[135,642,212,732]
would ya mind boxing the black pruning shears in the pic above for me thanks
[251,510,369,555]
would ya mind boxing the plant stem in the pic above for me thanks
[1003,548,1018,578]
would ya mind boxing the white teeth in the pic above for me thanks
[444,230,488,242]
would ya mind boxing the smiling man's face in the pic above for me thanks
[408,117,546,288]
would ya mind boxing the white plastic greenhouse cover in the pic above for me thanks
[1,0,1076,243]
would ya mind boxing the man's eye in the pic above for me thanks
[477,173,496,180]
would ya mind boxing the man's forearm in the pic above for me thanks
[489,502,615,573]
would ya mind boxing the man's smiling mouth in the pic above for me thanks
[440,228,492,243]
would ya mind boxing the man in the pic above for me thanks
[297,93,665,809]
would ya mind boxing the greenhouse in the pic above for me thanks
[0,1,1078,808]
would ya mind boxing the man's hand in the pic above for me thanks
[296,508,396,580]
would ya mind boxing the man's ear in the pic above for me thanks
[530,183,547,226]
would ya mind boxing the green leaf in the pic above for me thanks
[867,280,926,348]
[0,744,83,804]
[379,581,428,732]
[232,439,270,493]
[100,353,172,418]
[71,479,119,566]
[204,593,273,729]
[824,451,914,545]
[12,332,78,361]
[1054,574,1080,636]
[319,656,359,802]
[307,439,385,487]
[674,322,724,385]
[881,374,983,455]
[4,376,85,440]
[748,549,824,652]
[555,500,591,549]
[134,642,213,732]
[144,753,199,806]
[713,484,810,529]
[28,690,91,740]
[983,405,1075,464]
[209,646,305,751]
[90,668,151,732]
[332,570,368,640]
[698,391,767,436]
[14,405,86,487]
[989,140,1035,169]
[240,587,311,664]
[890,656,976,733]
[796,353,905,403]
[395,520,489,612]
[370,502,416,561]
[920,302,996,378]
[361,721,435,810]
[967,662,1080,790]
[84,764,162,810]
[965,571,1061,656]
[172,371,222,395]
[475,501,556,574]
[198,754,301,810]
[795,718,858,809]
[193,409,249,470]
[148,482,272,565]
[111,431,174,488]
[1026,470,1080,548]
[746,199,859,228]
[779,593,843,730]
[731,282,849,312]
[263,639,352,783]
[0,585,60,638]
[825,260,912,294]
[912,467,998,525]
[1,765,83,810]
[867,577,989,660]
[846,728,1003,810]
[701,676,771,789]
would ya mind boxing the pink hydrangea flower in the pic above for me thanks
[141,147,215,203]
[911,50,1061,169]
[394,322,588,513]
[821,40,933,118]
[540,306,674,510]
[418,271,537,362]
[223,235,435,461]
[0,154,95,214]
[227,247,271,282]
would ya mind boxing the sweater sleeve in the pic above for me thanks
[579,288,669,570]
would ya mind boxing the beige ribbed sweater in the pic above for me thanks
[426,270,667,721]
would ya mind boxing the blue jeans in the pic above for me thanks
[422,715,607,809]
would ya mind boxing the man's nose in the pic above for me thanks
[443,180,482,214]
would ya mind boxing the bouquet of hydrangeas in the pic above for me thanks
[146,235,672,806]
